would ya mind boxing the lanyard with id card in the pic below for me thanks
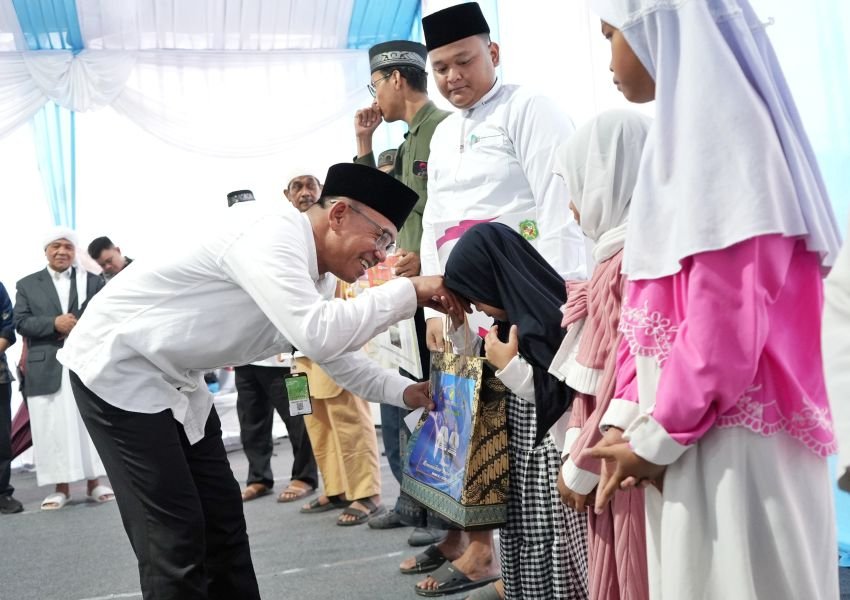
[284,372,313,416]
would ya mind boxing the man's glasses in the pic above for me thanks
[367,72,393,97]
[347,203,396,254]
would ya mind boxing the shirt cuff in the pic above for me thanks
[600,398,641,432]
[387,373,415,409]
[561,427,581,458]
[624,413,690,465]
[495,355,533,402]
[354,153,376,167]
[424,307,441,322]
[561,457,600,495]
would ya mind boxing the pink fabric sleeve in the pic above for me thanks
[562,280,589,328]
[613,335,638,403]
[650,235,795,446]
[569,342,620,475]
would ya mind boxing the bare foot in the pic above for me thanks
[401,530,465,572]
[86,479,115,502]
[277,480,314,502]
[337,494,381,524]
[301,493,346,511]
[241,483,270,502]
[416,536,498,592]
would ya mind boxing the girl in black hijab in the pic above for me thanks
[444,223,573,444]
[444,222,588,600]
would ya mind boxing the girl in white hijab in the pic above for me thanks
[551,109,651,600]
[586,1,841,599]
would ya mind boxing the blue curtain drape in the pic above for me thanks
[12,0,82,227]
[346,0,421,49]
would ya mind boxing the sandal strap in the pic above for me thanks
[352,497,377,512]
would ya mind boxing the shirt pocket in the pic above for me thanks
[456,130,513,185]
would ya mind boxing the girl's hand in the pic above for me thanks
[484,324,518,371]
[557,469,594,513]
[585,439,666,514]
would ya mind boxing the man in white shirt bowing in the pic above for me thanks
[58,163,467,600]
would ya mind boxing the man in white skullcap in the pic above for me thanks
[14,226,111,510]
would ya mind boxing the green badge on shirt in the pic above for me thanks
[518,220,539,241]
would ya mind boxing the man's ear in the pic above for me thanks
[328,201,347,232]
[489,41,500,67]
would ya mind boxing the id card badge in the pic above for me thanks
[284,372,313,416]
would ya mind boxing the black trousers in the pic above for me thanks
[235,364,318,489]
[70,371,260,600]
[0,381,12,496]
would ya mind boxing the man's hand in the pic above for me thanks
[394,249,421,278]
[355,105,383,140]
[54,313,77,335]
[484,324,518,371]
[410,275,470,323]
[403,381,435,411]
[585,435,666,514]
[426,317,445,352]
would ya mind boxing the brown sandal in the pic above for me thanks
[241,483,271,502]
[277,481,316,503]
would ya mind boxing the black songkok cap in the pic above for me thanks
[369,40,427,73]
[321,163,418,231]
[422,2,490,51]
[227,189,255,207]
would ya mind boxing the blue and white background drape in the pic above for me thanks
[0,0,848,560]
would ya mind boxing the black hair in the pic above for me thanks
[380,66,428,94]
[87,236,115,260]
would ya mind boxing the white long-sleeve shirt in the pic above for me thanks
[421,79,587,321]
[58,201,417,443]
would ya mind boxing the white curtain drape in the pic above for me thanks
[76,0,354,50]
[112,49,369,157]
[0,0,366,155]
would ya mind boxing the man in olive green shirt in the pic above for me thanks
[355,40,450,277]
[353,40,450,543]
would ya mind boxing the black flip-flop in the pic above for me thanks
[414,562,500,597]
[400,544,449,575]
[337,497,385,526]
[299,494,350,514]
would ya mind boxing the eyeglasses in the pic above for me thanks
[367,72,393,97]
[347,203,397,254]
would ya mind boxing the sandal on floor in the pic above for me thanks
[300,494,350,514]
[414,562,500,597]
[41,492,69,511]
[336,498,385,526]
[400,544,449,575]
[86,484,115,503]
[277,482,316,503]
[241,483,271,502]
[465,581,503,600]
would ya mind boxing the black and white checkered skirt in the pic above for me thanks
[501,393,589,600]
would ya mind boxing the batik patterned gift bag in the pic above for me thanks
[402,350,509,529]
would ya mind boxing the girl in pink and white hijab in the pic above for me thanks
[552,109,652,600]
[586,1,841,598]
